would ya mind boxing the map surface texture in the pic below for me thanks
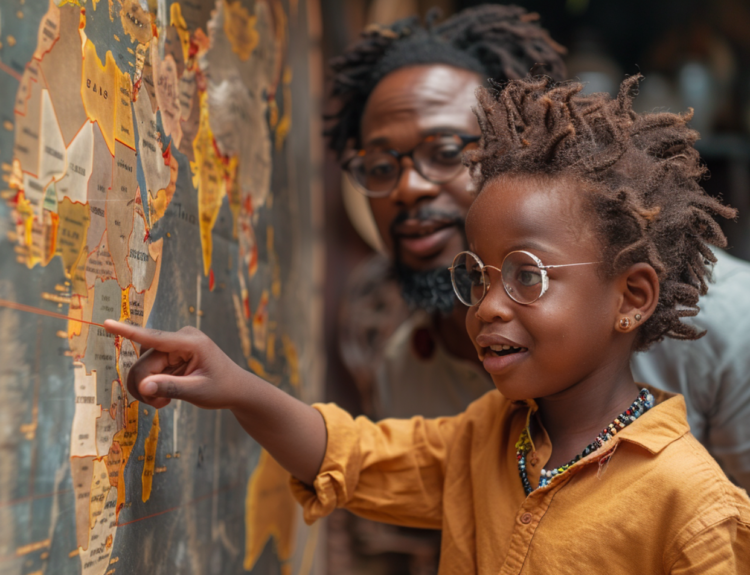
[0,0,322,573]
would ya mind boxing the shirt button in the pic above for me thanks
[519,512,533,525]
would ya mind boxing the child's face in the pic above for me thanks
[464,175,624,401]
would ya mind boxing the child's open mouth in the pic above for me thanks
[480,344,529,374]
[485,345,527,357]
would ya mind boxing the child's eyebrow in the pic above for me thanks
[500,239,557,258]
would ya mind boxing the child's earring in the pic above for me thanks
[635,313,642,322]
[618,317,631,331]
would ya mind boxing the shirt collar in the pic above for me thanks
[613,384,691,454]
[512,384,690,456]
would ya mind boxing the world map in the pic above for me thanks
[0,1,322,574]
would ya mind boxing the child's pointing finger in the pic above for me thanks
[103,320,195,352]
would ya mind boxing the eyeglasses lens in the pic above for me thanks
[451,252,487,306]
[349,152,398,197]
[413,134,468,183]
[348,134,472,197]
[501,251,544,304]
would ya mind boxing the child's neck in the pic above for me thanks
[535,364,641,470]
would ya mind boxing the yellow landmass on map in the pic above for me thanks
[113,400,139,514]
[149,151,179,226]
[224,0,259,61]
[192,91,227,276]
[267,226,281,298]
[253,289,269,352]
[88,458,112,535]
[282,335,300,389]
[81,40,118,156]
[141,410,159,502]
[114,68,135,149]
[244,450,297,574]
[169,3,191,64]
[56,197,90,276]
[119,0,153,44]
[276,67,293,151]
[119,287,130,321]
[24,209,58,269]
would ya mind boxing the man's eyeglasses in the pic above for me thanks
[343,133,480,198]
[449,250,600,306]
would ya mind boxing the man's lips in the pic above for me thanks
[394,219,457,259]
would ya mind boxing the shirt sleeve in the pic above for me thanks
[670,517,750,574]
[290,402,462,529]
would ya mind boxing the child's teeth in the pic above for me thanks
[489,344,519,352]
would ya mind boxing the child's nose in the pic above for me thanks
[474,281,514,324]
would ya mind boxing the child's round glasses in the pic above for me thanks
[343,133,480,198]
[449,250,601,306]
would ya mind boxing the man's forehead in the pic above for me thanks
[361,65,482,143]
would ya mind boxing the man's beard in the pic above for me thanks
[390,208,466,316]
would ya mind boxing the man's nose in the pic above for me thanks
[389,159,440,208]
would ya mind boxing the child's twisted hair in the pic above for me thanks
[467,75,737,350]
[326,5,566,157]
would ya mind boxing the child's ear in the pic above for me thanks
[614,263,660,333]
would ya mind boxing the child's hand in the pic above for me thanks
[104,320,245,410]
[104,320,327,484]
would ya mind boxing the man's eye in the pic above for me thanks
[366,163,395,178]
[432,145,462,164]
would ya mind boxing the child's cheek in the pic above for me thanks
[465,307,483,354]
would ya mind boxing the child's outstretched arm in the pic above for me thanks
[103,320,327,485]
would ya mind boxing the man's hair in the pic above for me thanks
[466,75,737,350]
[326,5,566,158]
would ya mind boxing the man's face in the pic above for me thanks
[359,65,483,273]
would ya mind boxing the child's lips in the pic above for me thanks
[481,347,529,374]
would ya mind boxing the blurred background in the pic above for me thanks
[317,1,750,572]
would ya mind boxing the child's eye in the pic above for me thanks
[517,268,542,287]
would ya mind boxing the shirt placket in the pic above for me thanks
[498,479,563,575]
[500,412,622,575]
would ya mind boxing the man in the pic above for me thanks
[330,5,750,493]
[327,7,565,574]
[332,5,566,421]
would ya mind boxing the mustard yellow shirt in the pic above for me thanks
[291,387,750,574]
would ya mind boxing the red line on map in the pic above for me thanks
[0,489,72,509]
[116,482,245,527]
[0,298,107,328]
[0,60,22,82]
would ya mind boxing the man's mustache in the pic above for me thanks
[389,208,464,239]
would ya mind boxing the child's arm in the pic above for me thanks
[103,320,327,485]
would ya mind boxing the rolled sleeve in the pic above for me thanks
[290,402,460,528]
[290,403,364,524]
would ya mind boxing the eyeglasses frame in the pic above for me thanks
[448,250,601,306]
[343,133,481,198]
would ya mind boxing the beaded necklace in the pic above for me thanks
[515,388,655,496]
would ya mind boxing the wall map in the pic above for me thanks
[0,0,322,574]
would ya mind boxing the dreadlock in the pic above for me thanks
[466,74,737,350]
[326,5,566,157]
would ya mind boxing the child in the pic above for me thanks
[105,75,750,573]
